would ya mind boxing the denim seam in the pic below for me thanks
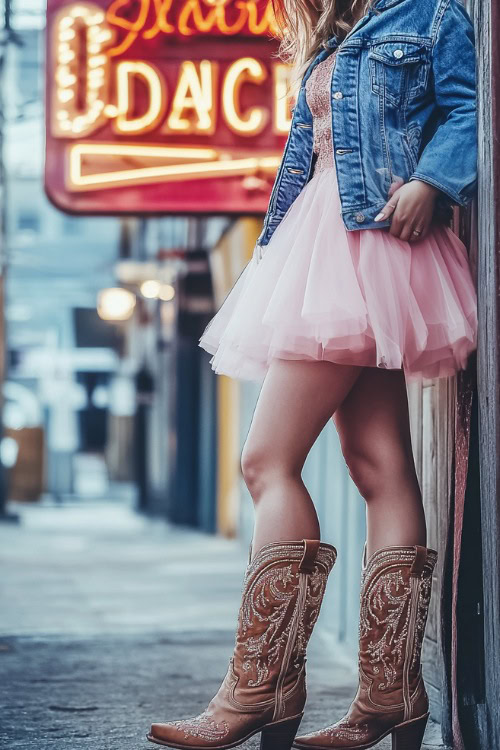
[431,0,451,44]
[409,171,465,205]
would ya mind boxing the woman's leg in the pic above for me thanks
[241,358,363,558]
[333,367,426,560]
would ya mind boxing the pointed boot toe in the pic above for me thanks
[147,540,337,750]
[293,732,330,748]
[147,720,183,745]
[148,714,230,747]
[292,544,437,750]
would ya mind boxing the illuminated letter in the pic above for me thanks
[273,63,293,134]
[114,61,166,134]
[166,60,216,134]
[51,2,112,138]
[222,57,267,135]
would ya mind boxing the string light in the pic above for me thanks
[52,1,113,138]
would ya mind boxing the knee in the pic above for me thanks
[240,442,295,502]
[240,443,271,501]
[340,440,413,501]
[342,445,379,500]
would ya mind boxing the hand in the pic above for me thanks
[374,179,441,242]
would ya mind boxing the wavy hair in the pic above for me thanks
[272,0,377,80]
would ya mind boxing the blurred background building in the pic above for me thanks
[0,0,498,748]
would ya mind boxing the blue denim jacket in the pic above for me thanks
[256,0,477,251]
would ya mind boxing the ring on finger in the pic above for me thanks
[411,227,423,236]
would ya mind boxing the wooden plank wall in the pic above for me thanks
[408,2,500,747]
[467,0,500,746]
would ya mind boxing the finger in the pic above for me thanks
[374,194,400,222]
[408,226,424,243]
[399,219,416,243]
[388,210,405,237]
[408,217,430,243]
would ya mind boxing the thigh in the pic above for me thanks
[333,367,414,464]
[244,358,363,474]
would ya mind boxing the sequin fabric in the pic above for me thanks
[305,50,338,176]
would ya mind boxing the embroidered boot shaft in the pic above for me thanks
[294,543,437,750]
[148,538,337,750]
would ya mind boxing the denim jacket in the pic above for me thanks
[255,0,477,253]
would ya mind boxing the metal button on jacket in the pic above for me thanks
[393,49,404,58]
[355,213,365,223]
[333,91,343,100]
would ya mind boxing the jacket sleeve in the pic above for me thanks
[409,0,477,206]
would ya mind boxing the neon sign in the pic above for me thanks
[45,0,291,215]
[105,0,280,54]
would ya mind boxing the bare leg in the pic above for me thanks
[241,358,363,558]
[333,367,426,560]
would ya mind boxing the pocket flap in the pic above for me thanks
[368,41,427,65]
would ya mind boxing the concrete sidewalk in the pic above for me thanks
[0,499,445,750]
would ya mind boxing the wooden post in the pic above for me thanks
[460,0,500,746]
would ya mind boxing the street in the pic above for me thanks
[0,498,446,750]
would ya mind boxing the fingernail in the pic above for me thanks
[374,212,385,221]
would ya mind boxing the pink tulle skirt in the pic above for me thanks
[199,165,477,383]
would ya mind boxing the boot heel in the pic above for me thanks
[392,713,429,750]
[260,715,303,750]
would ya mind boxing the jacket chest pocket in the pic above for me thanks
[368,41,429,106]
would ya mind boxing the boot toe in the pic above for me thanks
[149,721,180,742]
[148,714,230,747]
[293,731,331,748]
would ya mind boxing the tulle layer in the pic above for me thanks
[199,166,477,383]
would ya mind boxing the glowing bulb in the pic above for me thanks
[59,16,74,29]
[59,29,76,41]
[58,89,74,102]
[97,288,136,321]
[70,6,90,17]
[140,280,161,299]
[159,284,175,301]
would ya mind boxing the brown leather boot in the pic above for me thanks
[293,543,437,750]
[147,538,337,750]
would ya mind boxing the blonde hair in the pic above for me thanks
[272,0,376,80]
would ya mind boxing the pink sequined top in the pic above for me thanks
[305,49,338,176]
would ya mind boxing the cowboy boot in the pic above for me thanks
[147,538,337,750]
[294,543,437,750]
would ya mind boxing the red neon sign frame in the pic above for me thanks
[45,0,290,216]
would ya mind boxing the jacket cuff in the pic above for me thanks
[408,172,467,207]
